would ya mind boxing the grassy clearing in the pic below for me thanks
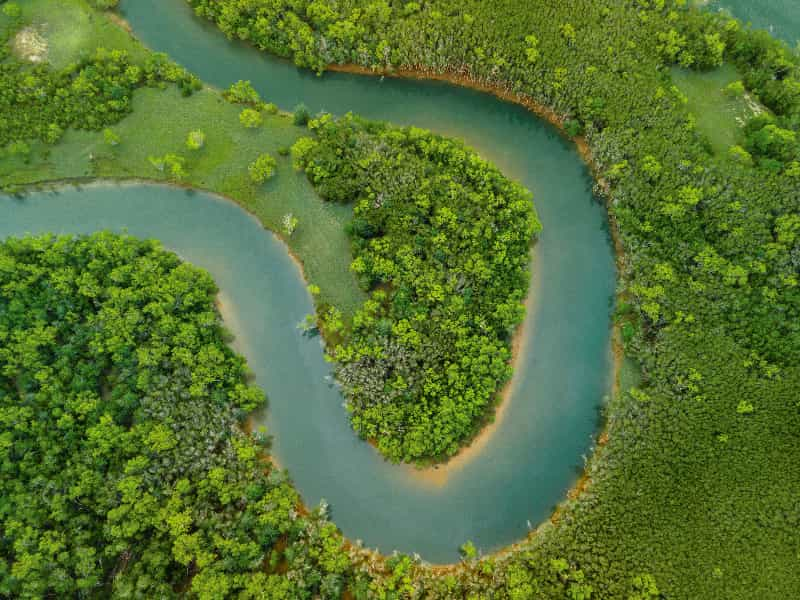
[617,356,642,397]
[11,0,147,69]
[671,63,764,155]
[2,1,364,319]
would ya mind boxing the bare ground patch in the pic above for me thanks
[13,26,49,63]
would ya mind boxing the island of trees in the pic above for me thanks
[293,113,539,462]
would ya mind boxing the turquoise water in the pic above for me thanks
[4,1,619,562]
[711,0,800,46]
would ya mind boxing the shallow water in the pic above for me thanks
[5,0,621,562]
[711,0,800,46]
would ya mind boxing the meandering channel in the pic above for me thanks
[2,1,619,563]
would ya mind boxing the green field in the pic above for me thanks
[2,2,365,320]
[671,63,764,155]
[8,0,147,68]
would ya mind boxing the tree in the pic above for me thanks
[239,108,263,129]
[2,3,21,18]
[44,123,64,144]
[224,80,261,105]
[629,574,662,599]
[148,153,187,180]
[103,128,120,146]
[0,233,330,598]
[293,103,311,126]
[248,153,277,184]
[186,130,206,150]
[460,541,478,561]
[524,34,540,63]
[560,23,576,46]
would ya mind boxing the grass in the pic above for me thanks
[9,0,148,69]
[617,356,642,397]
[2,1,365,320]
[671,63,765,155]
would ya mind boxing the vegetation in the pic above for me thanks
[184,0,800,596]
[248,152,277,184]
[186,129,206,150]
[0,233,352,598]
[293,113,539,462]
[239,108,263,129]
[1,0,365,321]
[670,63,762,154]
[0,42,198,150]
[3,0,800,597]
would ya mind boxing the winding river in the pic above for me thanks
[5,0,791,566]
[4,1,620,563]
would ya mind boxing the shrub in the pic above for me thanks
[293,103,311,126]
[186,129,206,150]
[239,108,263,129]
[248,153,277,184]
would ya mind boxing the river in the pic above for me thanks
[9,0,791,566]
[5,0,622,562]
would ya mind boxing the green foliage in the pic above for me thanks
[282,212,299,236]
[0,38,200,150]
[190,0,800,596]
[239,108,263,129]
[524,34,540,63]
[629,573,661,599]
[2,3,21,19]
[102,127,120,146]
[186,129,206,150]
[1,48,139,147]
[224,79,261,106]
[294,113,539,462]
[742,115,800,169]
[5,0,800,596]
[0,233,355,597]
[724,79,745,97]
[248,152,277,184]
[89,0,119,9]
[460,540,478,561]
[149,152,187,180]
[293,103,311,126]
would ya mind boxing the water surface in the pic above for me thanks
[9,0,619,561]
[711,0,800,46]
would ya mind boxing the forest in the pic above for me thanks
[293,113,539,462]
[1,0,799,597]
[0,233,356,598]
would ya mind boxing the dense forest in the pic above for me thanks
[1,0,799,597]
[0,233,358,598]
[293,113,539,462]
